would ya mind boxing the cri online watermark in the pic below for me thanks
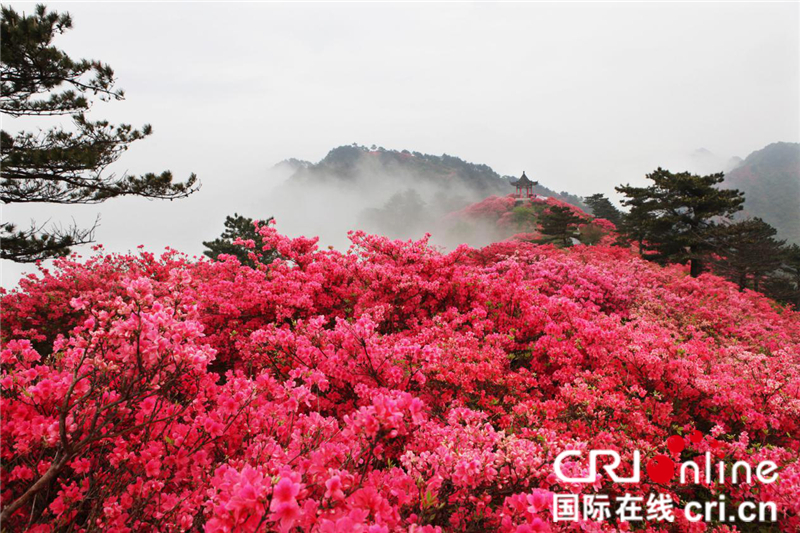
[551,431,778,524]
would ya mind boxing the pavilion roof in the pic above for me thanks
[511,171,537,187]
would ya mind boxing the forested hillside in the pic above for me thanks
[279,145,587,209]
[724,142,800,244]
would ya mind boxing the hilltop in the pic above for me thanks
[264,145,588,249]
[444,194,617,248]
[277,144,587,209]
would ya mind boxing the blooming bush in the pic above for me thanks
[447,195,615,246]
[2,222,799,531]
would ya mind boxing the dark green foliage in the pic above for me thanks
[709,218,785,292]
[0,5,118,117]
[538,205,583,248]
[616,168,745,277]
[583,193,623,227]
[0,220,94,263]
[765,244,800,308]
[203,214,277,268]
[1,4,197,262]
[616,187,650,253]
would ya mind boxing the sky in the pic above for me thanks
[3,1,799,287]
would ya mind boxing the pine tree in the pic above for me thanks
[203,214,277,268]
[1,4,197,262]
[583,193,623,227]
[709,218,785,291]
[615,185,657,255]
[616,168,744,277]
[538,205,583,247]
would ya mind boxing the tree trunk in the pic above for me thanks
[0,453,71,523]
[690,257,703,278]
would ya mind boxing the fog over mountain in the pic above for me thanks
[3,140,797,287]
[724,142,800,244]
[263,145,586,249]
[2,2,798,288]
[262,141,800,251]
[659,143,800,245]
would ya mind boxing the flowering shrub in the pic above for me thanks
[2,223,799,531]
[447,195,615,246]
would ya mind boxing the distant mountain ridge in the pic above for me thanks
[273,143,799,244]
[278,144,587,209]
[724,142,800,244]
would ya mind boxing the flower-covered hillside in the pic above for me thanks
[446,195,616,246]
[2,224,799,532]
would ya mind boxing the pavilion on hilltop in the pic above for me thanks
[511,171,538,198]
